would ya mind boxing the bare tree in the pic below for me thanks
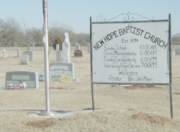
[0,18,89,47]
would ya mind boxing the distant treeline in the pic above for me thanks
[0,18,89,47]
[172,33,180,45]
[0,18,179,47]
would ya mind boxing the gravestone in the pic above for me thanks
[6,71,39,89]
[50,32,76,81]
[56,44,62,62]
[87,43,90,53]
[75,43,81,50]
[39,73,45,81]
[20,50,33,64]
[175,48,180,55]
[20,53,30,65]
[52,38,63,62]
[2,49,8,58]
[17,49,20,57]
[24,50,33,61]
[50,63,75,81]
[74,43,83,57]
[0,48,20,58]
[60,32,71,63]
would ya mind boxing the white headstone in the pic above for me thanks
[56,51,61,62]
[52,33,76,81]
[61,32,71,63]
[17,49,20,57]
[20,54,30,65]
[2,49,7,58]
[56,44,63,62]
[75,43,81,50]
[20,50,33,64]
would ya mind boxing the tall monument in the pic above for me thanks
[61,32,71,63]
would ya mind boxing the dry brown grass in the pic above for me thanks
[50,86,65,90]
[174,92,180,95]
[25,119,57,129]
[124,85,158,90]
[0,47,180,132]
[131,112,171,126]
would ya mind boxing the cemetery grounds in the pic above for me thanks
[0,46,180,132]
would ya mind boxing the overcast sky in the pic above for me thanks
[0,0,179,34]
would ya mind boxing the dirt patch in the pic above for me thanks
[128,108,135,111]
[131,112,171,125]
[174,92,180,95]
[50,86,65,90]
[125,85,157,90]
[25,119,57,129]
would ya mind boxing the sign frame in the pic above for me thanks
[89,14,173,118]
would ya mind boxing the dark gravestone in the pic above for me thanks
[74,49,83,57]
[74,43,83,57]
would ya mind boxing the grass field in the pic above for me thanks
[0,47,180,132]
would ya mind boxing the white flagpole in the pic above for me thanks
[42,0,51,114]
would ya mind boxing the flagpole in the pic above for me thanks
[42,0,51,114]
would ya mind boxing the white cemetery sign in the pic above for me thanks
[91,21,170,84]
[6,71,39,89]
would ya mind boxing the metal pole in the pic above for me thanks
[42,0,51,114]
[90,17,95,111]
[168,14,173,119]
